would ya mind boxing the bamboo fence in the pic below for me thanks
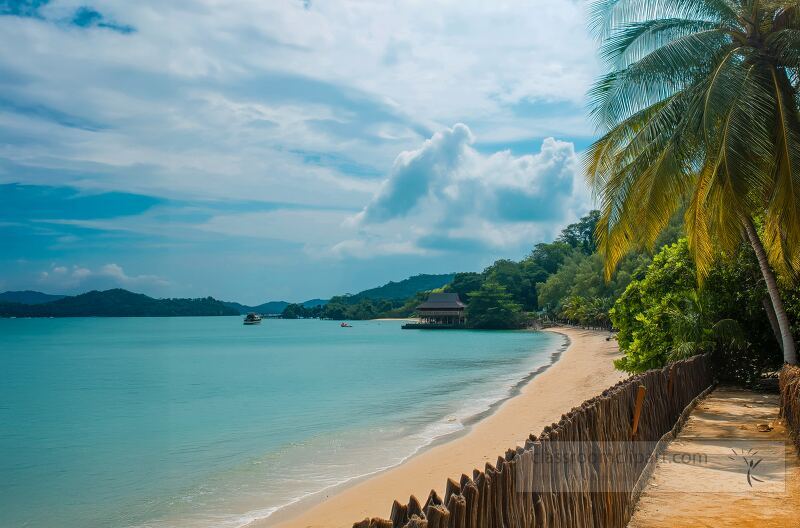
[354,354,713,528]
[780,364,800,453]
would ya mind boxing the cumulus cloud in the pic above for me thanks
[338,124,591,257]
[37,263,169,292]
[361,124,581,225]
[359,124,474,223]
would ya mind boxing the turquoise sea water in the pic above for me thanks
[0,317,564,528]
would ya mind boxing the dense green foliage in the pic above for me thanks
[445,213,610,318]
[283,294,413,320]
[0,289,239,317]
[274,211,624,324]
[439,210,663,328]
[447,272,485,302]
[224,298,327,315]
[537,212,684,328]
[466,281,525,329]
[556,210,600,254]
[321,298,398,320]
[611,239,791,384]
[612,241,702,372]
[224,300,290,315]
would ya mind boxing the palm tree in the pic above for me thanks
[587,0,800,364]
[667,290,747,361]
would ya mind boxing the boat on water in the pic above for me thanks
[340,322,352,328]
[243,313,262,325]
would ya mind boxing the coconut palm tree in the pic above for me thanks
[587,0,800,364]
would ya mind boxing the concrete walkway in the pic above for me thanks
[628,387,800,528]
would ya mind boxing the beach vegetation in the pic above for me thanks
[612,239,794,384]
[447,272,485,302]
[465,280,525,329]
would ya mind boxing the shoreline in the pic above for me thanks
[251,326,624,528]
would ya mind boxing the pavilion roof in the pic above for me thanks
[416,292,466,310]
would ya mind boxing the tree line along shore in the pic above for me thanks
[5,206,799,387]
[280,209,800,387]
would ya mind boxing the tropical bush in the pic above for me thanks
[612,239,786,384]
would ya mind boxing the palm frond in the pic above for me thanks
[589,29,731,128]
[589,0,739,40]
[762,65,800,281]
[669,340,704,360]
[767,29,800,68]
[711,318,747,349]
[602,18,726,67]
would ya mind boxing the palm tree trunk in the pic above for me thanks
[742,216,798,364]
[762,297,783,352]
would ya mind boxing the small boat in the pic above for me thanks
[340,322,352,328]
[243,313,262,325]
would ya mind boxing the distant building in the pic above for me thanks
[410,292,466,327]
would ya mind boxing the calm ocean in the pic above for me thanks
[0,317,564,528]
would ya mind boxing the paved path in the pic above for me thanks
[628,387,800,528]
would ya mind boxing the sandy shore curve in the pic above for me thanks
[255,327,625,528]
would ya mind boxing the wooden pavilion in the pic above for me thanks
[403,292,466,329]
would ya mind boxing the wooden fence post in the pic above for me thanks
[667,365,675,400]
[631,385,646,439]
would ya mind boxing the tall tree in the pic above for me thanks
[467,281,524,329]
[558,210,601,253]
[588,0,800,364]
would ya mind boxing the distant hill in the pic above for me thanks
[0,290,66,305]
[344,274,455,303]
[250,301,290,315]
[220,301,250,314]
[301,298,328,308]
[223,298,329,315]
[0,289,239,317]
[0,276,452,318]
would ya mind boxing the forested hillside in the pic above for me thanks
[0,290,66,304]
[280,274,454,320]
[278,210,681,327]
[0,289,239,317]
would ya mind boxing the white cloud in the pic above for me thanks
[94,123,592,260]
[36,263,169,292]
[359,123,475,223]
[22,122,593,265]
[335,124,591,257]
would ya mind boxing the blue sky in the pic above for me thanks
[0,0,600,303]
